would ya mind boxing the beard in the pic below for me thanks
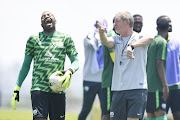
[41,19,56,33]
[42,25,55,32]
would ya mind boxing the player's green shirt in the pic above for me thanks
[25,31,78,93]
[102,30,117,88]
[147,35,167,92]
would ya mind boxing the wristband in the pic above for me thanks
[68,68,74,74]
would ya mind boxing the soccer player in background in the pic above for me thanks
[98,11,153,120]
[11,11,79,120]
[78,19,108,120]
[146,16,169,120]
[164,15,180,120]
[101,17,117,120]
[133,13,147,120]
[133,14,143,33]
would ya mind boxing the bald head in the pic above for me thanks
[156,16,169,32]
[41,11,56,34]
[156,15,172,32]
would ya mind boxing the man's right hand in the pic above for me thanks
[96,21,107,34]
[162,85,169,101]
[11,86,21,110]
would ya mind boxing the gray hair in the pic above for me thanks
[116,11,134,28]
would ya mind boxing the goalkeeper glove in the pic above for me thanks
[59,68,74,88]
[11,86,20,110]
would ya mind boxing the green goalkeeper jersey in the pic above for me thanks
[25,31,78,93]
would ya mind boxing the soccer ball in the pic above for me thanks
[49,72,65,92]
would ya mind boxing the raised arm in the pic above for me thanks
[126,35,154,59]
[97,22,114,48]
[131,35,154,48]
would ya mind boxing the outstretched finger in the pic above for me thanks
[96,21,107,31]
[96,21,101,29]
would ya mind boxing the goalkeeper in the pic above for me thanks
[11,11,79,120]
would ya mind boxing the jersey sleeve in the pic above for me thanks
[64,35,78,59]
[25,35,37,57]
[156,38,167,60]
[16,54,33,87]
[64,35,79,72]
[69,54,79,72]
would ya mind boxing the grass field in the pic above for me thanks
[0,109,78,120]
[0,108,173,120]
[0,104,101,120]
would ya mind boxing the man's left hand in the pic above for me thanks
[59,69,74,88]
[126,46,135,59]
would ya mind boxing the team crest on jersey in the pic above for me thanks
[54,42,63,48]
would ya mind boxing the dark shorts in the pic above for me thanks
[110,89,147,120]
[78,81,103,120]
[31,91,65,120]
[146,91,166,113]
[101,87,113,115]
[166,89,180,113]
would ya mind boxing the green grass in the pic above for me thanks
[0,109,32,120]
[0,103,101,120]
[0,109,78,120]
[1,108,173,120]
